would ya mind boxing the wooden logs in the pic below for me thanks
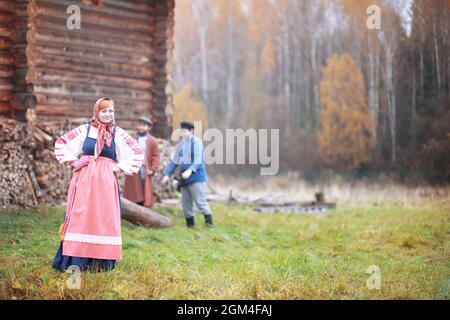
[0,0,15,116]
[151,0,175,139]
[151,138,178,201]
[1,0,176,208]
[121,197,171,228]
[22,0,174,134]
[26,68,153,90]
[0,116,176,208]
[0,117,37,207]
[0,0,174,135]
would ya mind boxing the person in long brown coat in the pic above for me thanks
[123,117,160,208]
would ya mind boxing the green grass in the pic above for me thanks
[0,201,449,299]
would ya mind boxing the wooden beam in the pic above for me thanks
[29,1,155,34]
[121,197,171,228]
[27,68,153,91]
[27,29,154,56]
[26,50,155,80]
[29,42,153,67]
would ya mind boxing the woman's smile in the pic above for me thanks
[99,105,115,123]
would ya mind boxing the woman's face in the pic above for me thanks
[98,103,115,124]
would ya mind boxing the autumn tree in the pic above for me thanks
[174,0,449,181]
[173,84,207,130]
[317,53,374,170]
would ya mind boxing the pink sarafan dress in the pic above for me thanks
[53,124,144,267]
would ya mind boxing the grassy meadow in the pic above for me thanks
[0,187,449,299]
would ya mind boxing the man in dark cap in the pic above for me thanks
[123,117,160,208]
[162,121,214,228]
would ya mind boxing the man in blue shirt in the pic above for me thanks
[162,121,214,228]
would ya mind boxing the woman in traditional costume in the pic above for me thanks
[52,97,144,272]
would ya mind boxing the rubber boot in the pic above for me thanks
[204,214,214,228]
[186,216,195,228]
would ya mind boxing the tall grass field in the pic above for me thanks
[1,196,449,299]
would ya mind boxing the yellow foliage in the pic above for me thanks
[261,37,275,75]
[173,84,207,129]
[317,53,374,170]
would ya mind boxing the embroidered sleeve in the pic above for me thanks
[115,127,144,175]
[54,124,87,164]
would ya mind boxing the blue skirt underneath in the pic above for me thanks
[52,242,116,272]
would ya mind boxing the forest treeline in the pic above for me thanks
[173,0,449,183]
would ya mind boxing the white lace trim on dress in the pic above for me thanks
[64,233,122,245]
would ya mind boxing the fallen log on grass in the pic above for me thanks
[0,116,177,207]
[121,197,171,228]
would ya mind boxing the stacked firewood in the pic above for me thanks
[0,118,37,206]
[0,114,86,206]
[0,115,176,207]
[30,114,86,205]
[150,138,178,200]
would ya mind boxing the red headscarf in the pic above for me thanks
[89,97,115,159]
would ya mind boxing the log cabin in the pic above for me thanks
[0,0,175,138]
[0,0,176,208]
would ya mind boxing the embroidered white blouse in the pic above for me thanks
[54,124,144,175]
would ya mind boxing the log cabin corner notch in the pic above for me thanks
[0,0,175,138]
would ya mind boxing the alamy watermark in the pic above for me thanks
[66,5,81,30]
[367,5,381,30]
[66,265,81,290]
[171,121,280,176]
[366,265,381,290]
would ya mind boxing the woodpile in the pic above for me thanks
[0,115,176,209]
[0,114,86,207]
[28,111,85,205]
[121,197,171,228]
[152,138,177,200]
[0,117,37,206]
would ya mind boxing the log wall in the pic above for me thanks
[0,1,15,114]
[0,0,175,138]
